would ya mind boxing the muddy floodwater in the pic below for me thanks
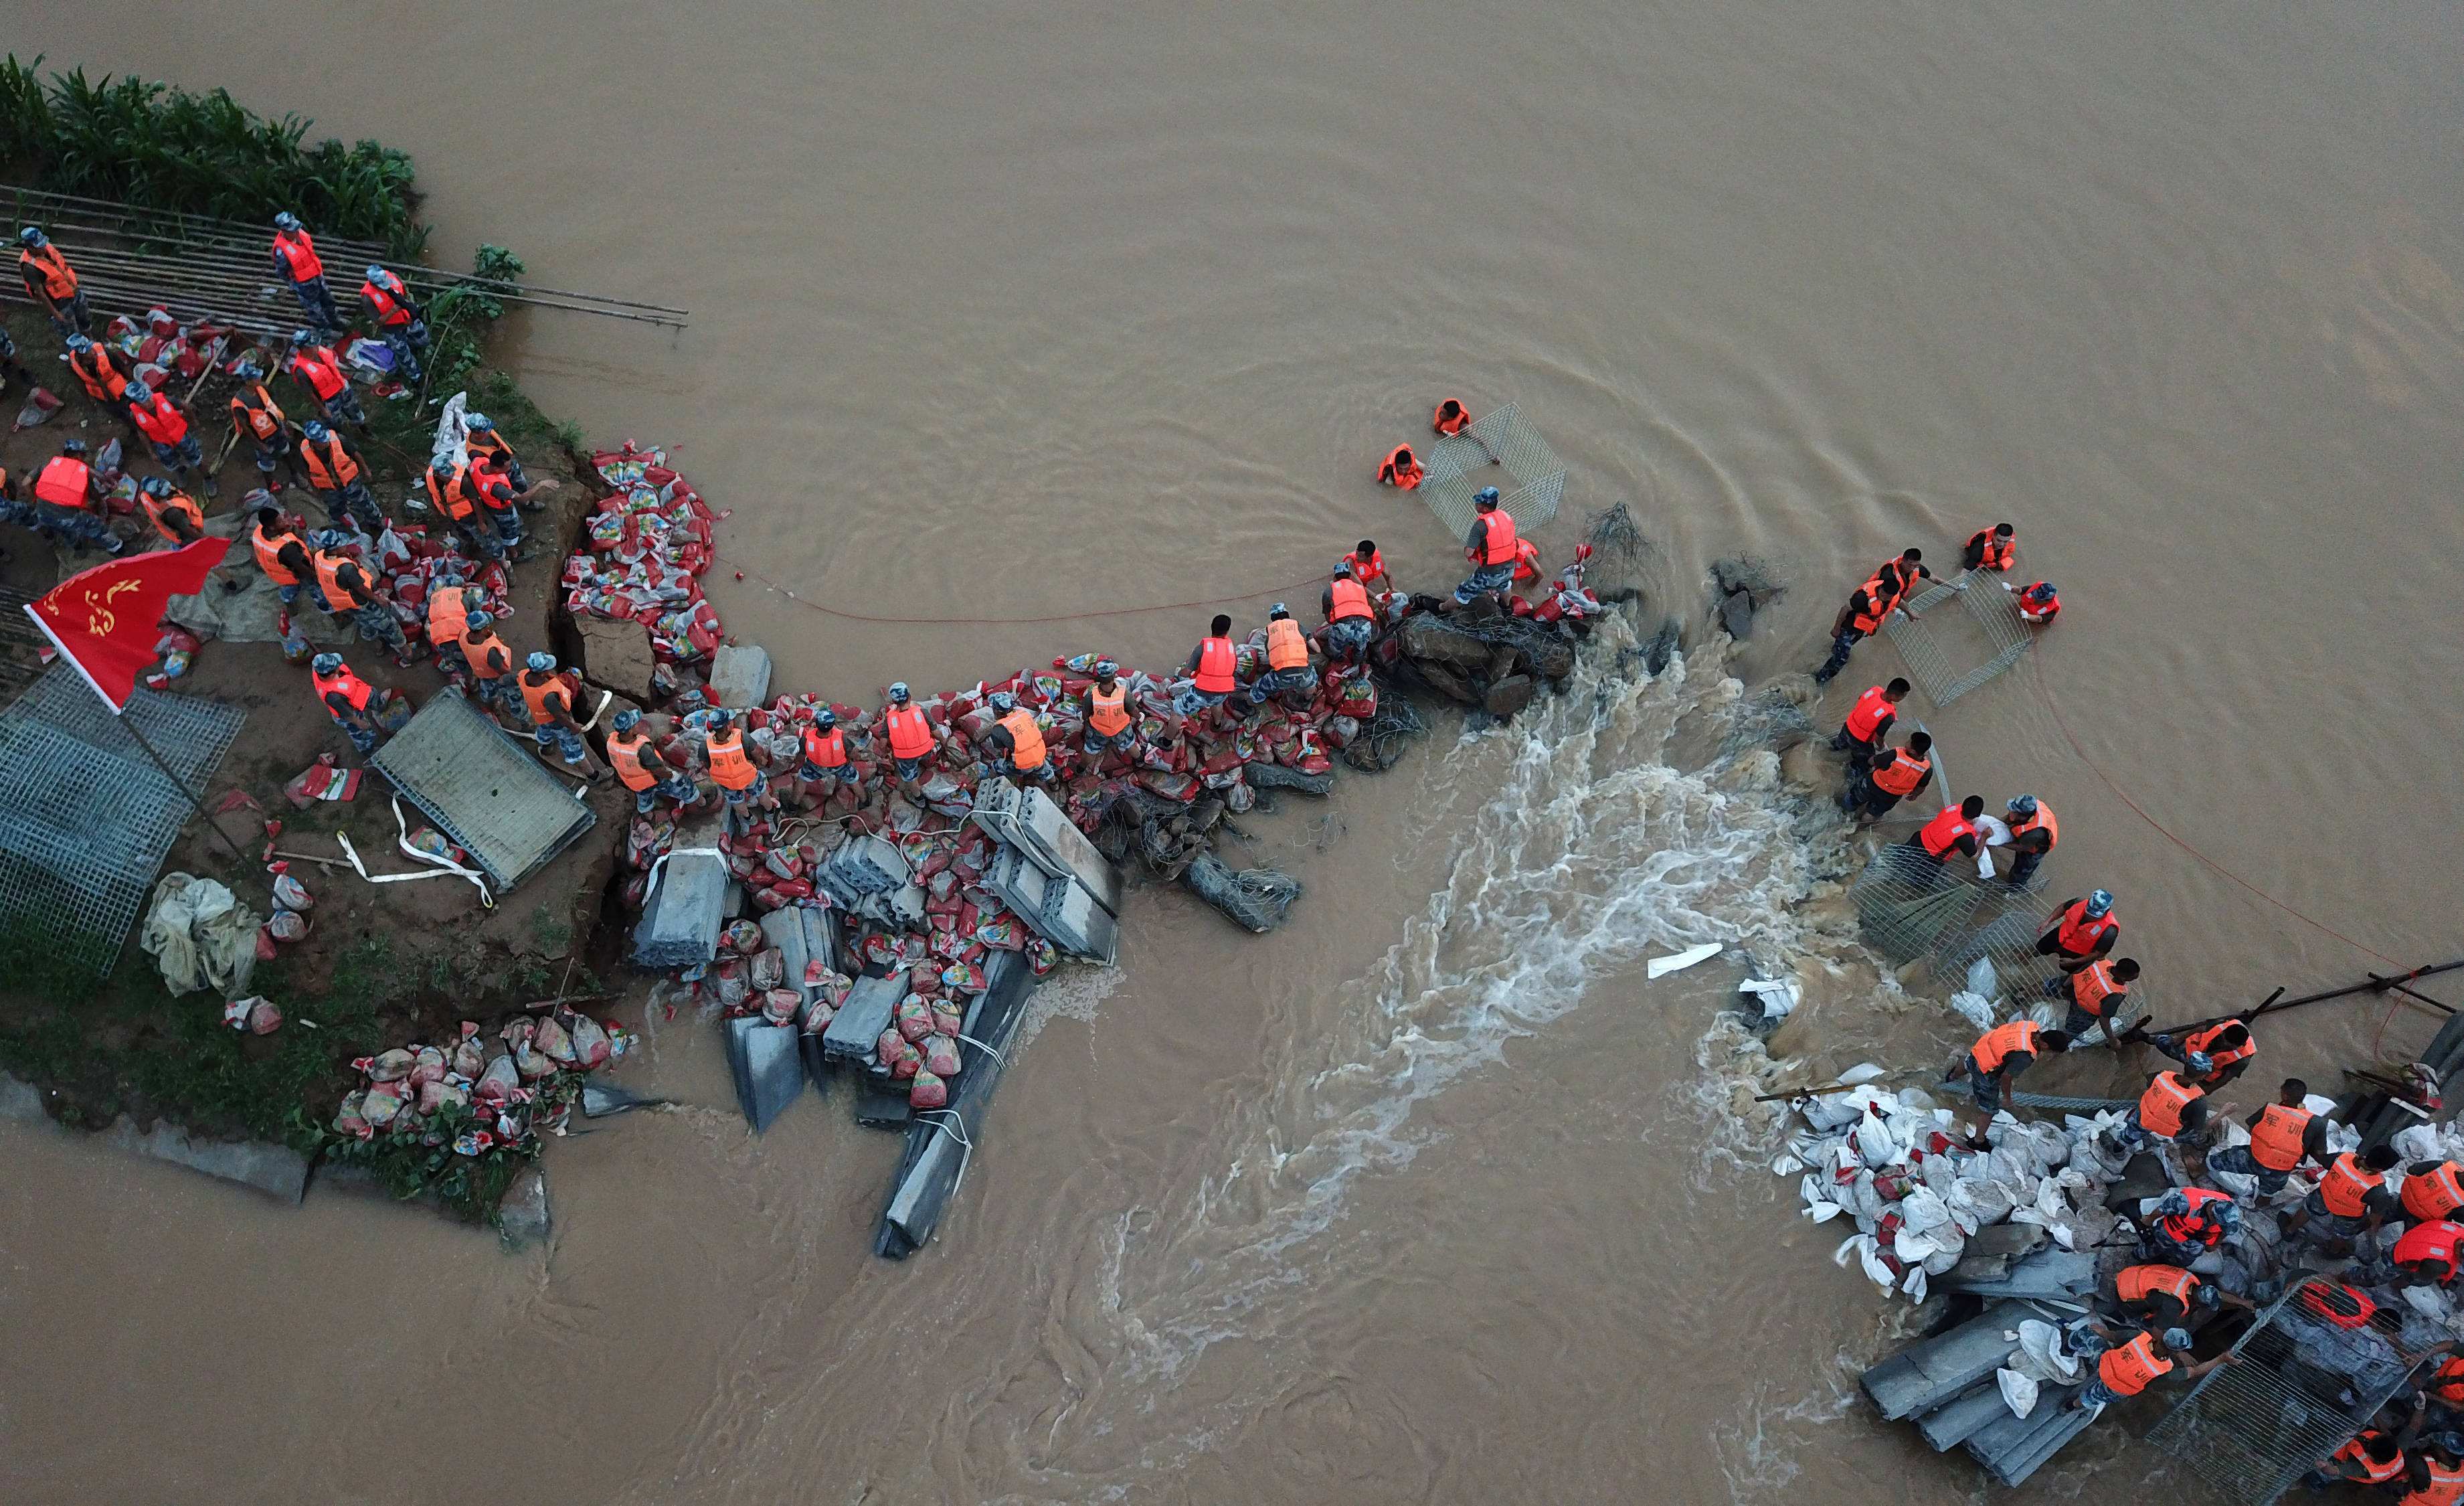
[6,3,2464,1501]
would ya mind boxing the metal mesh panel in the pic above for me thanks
[1883,571,2038,707]
[0,587,46,699]
[2146,1277,2414,1506]
[1420,404,1568,540]
[0,666,246,973]
[369,686,596,890]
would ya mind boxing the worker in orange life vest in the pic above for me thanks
[458,611,523,720]
[248,502,315,609]
[17,225,90,333]
[518,651,602,778]
[29,437,126,556]
[2109,1069,2210,1157]
[309,651,389,756]
[357,264,429,384]
[313,541,413,665]
[124,379,214,496]
[1451,487,1519,608]
[2036,890,2119,975]
[1830,676,1908,768]
[1432,398,1471,436]
[271,212,342,331]
[2397,1429,2464,1505]
[700,707,773,809]
[287,329,367,429]
[1176,614,1243,721]
[2056,956,2139,1047]
[2304,1424,2414,1493]
[1254,604,1316,703]
[2407,1159,2464,1226]
[2202,1078,2327,1197]
[2282,1143,2400,1256]
[1951,1017,2073,1125]
[2148,1018,2257,1090]
[2131,1182,2239,1268]
[2010,580,2060,624]
[1340,539,1390,594]
[1377,443,1424,490]
[1962,523,2017,574]
[607,708,696,815]
[1322,564,1379,663]
[979,689,1053,784]
[2001,794,2057,888]
[795,705,858,799]
[1847,731,1934,825]
[1080,660,1140,761]
[1814,568,1909,685]
[1903,794,1986,871]
[137,477,205,547]
[2110,1263,2251,1331]
[297,419,384,535]
[2066,1320,2235,1414]
[880,681,938,791]
[2394,1219,2464,1289]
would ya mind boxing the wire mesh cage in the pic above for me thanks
[0,666,245,973]
[1883,570,2038,707]
[1419,404,1569,541]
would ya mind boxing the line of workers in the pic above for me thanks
[1810,525,2060,686]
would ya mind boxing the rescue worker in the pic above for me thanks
[250,504,315,608]
[701,709,771,809]
[2309,1427,2412,1493]
[979,690,1052,784]
[1176,614,1241,721]
[2001,794,2058,888]
[310,651,393,755]
[2037,890,2119,974]
[519,653,600,778]
[2394,1219,2464,1288]
[1080,661,1139,762]
[2408,1161,2464,1226]
[426,572,478,678]
[1874,547,1935,609]
[29,438,124,556]
[464,414,551,505]
[2400,1430,2464,1506]
[0,461,29,542]
[2011,580,2060,624]
[1340,539,1390,593]
[2111,1068,2209,1154]
[1903,794,1986,875]
[296,420,382,535]
[1814,567,1910,685]
[426,458,504,560]
[1377,442,1424,490]
[1322,564,1377,662]
[2149,1019,2258,1090]
[2134,1183,2238,1264]
[229,378,309,491]
[1949,1018,2073,1126]
[124,380,213,496]
[270,213,341,330]
[881,681,938,790]
[313,542,411,665]
[607,708,695,815]
[63,333,135,432]
[356,264,428,382]
[2065,1321,2234,1414]
[1451,487,1518,607]
[796,706,856,799]
[459,611,520,718]
[2115,1264,2251,1331]
[2203,1079,2326,1197]
[2423,1356,2464,1422]
[2283,1144,2400,1256]
[1830,677,1908,766]
[1253,604,1316,704]
[1849,732,1934,825]
[464,452,546,560]
[1962,523,2018,574]
[2056,956,2140,1047]
[136,477,205,547]
[17,226,88,333]
[286,331,367,430]
[1432,398,1472,436]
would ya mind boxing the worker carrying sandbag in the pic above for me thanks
[979,691,1052,784]
[2281,1144,2399,1257]
[313,541,412,665]
[357,264,429,384]
[2110,1262,2251,1330]
[2064,1321,2235,1415]
[519,652,604,780]
[608,708,695,815]
[2105,1069,2210,1157]
[2051,956,2139,1048]
[2200,1078,2325,1197]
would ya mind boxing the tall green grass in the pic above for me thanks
[0,54,426,257]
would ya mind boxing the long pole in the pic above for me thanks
[2139,961,2464,1039]
[120,714,254,870]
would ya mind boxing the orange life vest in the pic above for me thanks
[520,670,577,727]
[2406,1163,2464,1223]
[1474,509,1520,566]
[1433,400,1470,435]
[1844,685,1895,742]
[2395,1219,2464,1278]
[1379,446,1424,490]
[69,343,124,402]
[2407,1458,2464,1506]
[1967,527,2015,571]
[1917,806,1977,858]
[1328,577,1373,622]
[2135,1072,2203,1139]
[33,456,92,510]
[142,488,203,542]
[463,631,511,680]
[2010,803,2058,851]
[230,384,285,441]
[424,465,474,522]
[464,458,517,513]
[467,430,517,473]
[313,663,372,716]
[314,550,371,612]
[1088,683,1131,737]
[1341,549,1388,590]
[129,393,187,446]
[801,726,849,770]
[2335,1435,2408,1485]
[2319,1153,2384,1220]
[2247,1103,2314,1172]
[1265,618,1309,671]
[996,707,1047,770]
[1193,637,1237,695]
[606,728,656,791]
[1870,749,1930,797]
[272,228,323,282]
[2018,583,2061,623]
[2299,1281,2378,1328]
[292,346,347,402]
[1969,1019,2041,1076]
[2157,1185,2234,1244]
[20,242,77,298]
[361,270,414,325]
[705,728,757,790]
[252,524,304,585]
[2048,900,2115,957]
[427,585,471,647]
[2069,960,2128,1020]
[1847,574,1895,634]
[2115,1264,2199,1307]
[2095,1333,2172,1398]
[2182,1023,2255,1074]
[2428,1356,2464,1406]
[884,705,934,760]
[300,432,359,491]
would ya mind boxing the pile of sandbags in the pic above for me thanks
[565,444,725,696]
[331,1010,634,1153]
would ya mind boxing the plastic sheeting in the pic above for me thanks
[139,871,262,997]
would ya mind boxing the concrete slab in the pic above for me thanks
[970,780,1122,915]
[633,809,730,970]
[707,644,773,709]
[104,1118,310,1203]
[1862,1301,2028,1421]
[726,1017,804,1134]
[575,614,658,702]
[823,969,907,1063]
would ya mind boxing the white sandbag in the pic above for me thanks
[1837,1062,1889,1087]
[2022,1120,2072,1169]
[1996,1368,2040,1420]
[2325,1119,2362,1157]
[139,871,262,997]
[1901,1266,1929,1303]
[2023,1000,2059,1028]
[1921,1234,1965,1275]
[1948,990,1996,1031]
[1834,1233,1868,1268]
[2301,1093,2338,1116]
[1894,1227,1943,1265]
[1771,1151,1806,1176]
[2395,1125,2446,1163]
[1895,1086,1943,1115]
[1801,1094,1863,1133]
[1965,956,2000,999]
[1948,1176,2017,1226]
[2016,1319,2079,1380]
[1859,1240,1898,1291]
[1918,1150,1965,1195]
[1899,1185,1954,1236]
[1855,1108,1905,1168]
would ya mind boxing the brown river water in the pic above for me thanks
[6,3,2464,1501]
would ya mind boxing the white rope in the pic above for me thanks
[912,1108,975,1214]
[954,1032,1006,1070]
[333,794,495,907]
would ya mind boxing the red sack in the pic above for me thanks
[907,1069,948,1108]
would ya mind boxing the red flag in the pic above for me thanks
[23,538,232,712]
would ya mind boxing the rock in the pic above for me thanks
[1778,742,1828,790]
[1417,661,1479,705]
[1895,958,1933,989]
[1482,674,1535,719]
[1486,646,1520,683]
[1397,615,1494,669]
[707,644,773,709]
[1719,586,1755,640]
[0,1074,44,1123]
[575,614,657,703]
[497,1167,552,1251]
